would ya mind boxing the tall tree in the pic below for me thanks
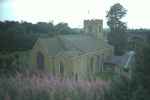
[104,42,150,100]
[130,43,150,100]
[104,75,130,100]
[106,3,128,55]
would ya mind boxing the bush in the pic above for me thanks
[0,73,108,100]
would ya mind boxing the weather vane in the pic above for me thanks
[87,10,90,19]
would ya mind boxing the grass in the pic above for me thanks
[96,72,114,80]
[0,73,109,100]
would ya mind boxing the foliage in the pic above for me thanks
[130,43,150,100]
[106,3,128,55]
[104,75,131,100]
[128,29,150,34]
[103,42,150,100]
[96,72,114,81]
[0,57,19,77]
[127,29,150,50]
[0,73,107,100]
[54,23,78,35]
[0,21,80,51]
[0,20,80,76]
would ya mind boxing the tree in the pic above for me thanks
[106,3,128,55]
[130,43,150,100]
[54,23,73,35]
[104,42,150,100]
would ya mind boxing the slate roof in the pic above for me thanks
[105,51,135,68]
[38,34,113,57]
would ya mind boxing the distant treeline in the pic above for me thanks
[104,28,150,37]
[127,29,150,42]
[0,20,150,51]
[0,21,79,51]
[0,21,80,36]
[128,29,150,35]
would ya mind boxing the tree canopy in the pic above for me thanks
[104,39,150,100]
[0,21,79,51]
[107,3,128,55]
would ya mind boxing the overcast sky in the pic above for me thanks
[0,0,150,28]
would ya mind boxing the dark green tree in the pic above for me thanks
[104,74,131,100]
[104,42,150,100]
[54,23,73,35]
[107,3,128,55]
[130,43,150,100]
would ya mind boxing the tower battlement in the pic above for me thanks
[83,19,103,39]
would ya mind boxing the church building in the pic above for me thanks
[30,19,114,79]
[0,19,114,80]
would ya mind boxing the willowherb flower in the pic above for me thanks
[0,73,109,100]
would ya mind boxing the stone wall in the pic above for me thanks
[84,19,103,39]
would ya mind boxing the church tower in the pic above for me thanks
[84,19,104,39]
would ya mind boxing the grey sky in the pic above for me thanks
[0,0,150,28]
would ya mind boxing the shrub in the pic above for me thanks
[0,73,108,100]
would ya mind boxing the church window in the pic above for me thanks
[75,73,78,81]
[59,62,64,74]
[99,25,102,33]
[96,55,101,72]
[37,52,44,70]
[90,57,94,72]
[88,25,93,33]
[101,54,104,72]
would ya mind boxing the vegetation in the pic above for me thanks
[104,75,130,100]
[130,43,150,100]
[0,20,81,77]
[127,28,150,51]
[128,29,150,35]
[0,73,107,100]
[103,40,150,100]
[0,3,150,100]
[106,3,128,55]
[103,4,150,100]
[96,72,114,81]
[0,21,79,51]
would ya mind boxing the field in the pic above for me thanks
[0,73,109,100]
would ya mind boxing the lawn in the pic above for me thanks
[96,72,114,80]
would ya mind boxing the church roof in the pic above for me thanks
[38,34,113,57]
[105,51,135,68]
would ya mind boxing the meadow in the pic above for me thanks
[0,73,109,100]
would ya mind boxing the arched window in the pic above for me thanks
[59,62,64,74]
[37,52,44,70]
[75,73,78,81]
[99,25,102,33]
[101,54,104,72]
[90,57,94,72]
[88,25,93,33]
[96,55,100,72]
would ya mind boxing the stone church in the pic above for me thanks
[0,19,114,79]
[30,19,114,79]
